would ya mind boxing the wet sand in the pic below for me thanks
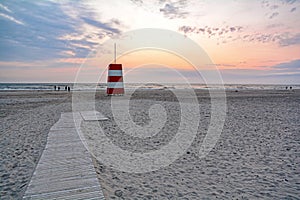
[0,89,299,199]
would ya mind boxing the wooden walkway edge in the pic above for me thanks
[23,112,105,200]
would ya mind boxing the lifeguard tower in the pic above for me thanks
[107,43,124,95]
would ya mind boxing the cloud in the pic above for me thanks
[205,63,236,68]
[0,0,122,62]
[240,32,299,46]
[137,60,300,84]
[178,24,300,47]
[219,59,300,84]
[269,12,279,19]
[130,0,143,6]
[279,33,300,46]
[58,58,86,64]
[0,61,49,69]
[58,1,123,54]
[263,0,300,6]
[0,13,24,25]
[81,17,120,33]
[220,69,300,84]
[0,3,12,13]
[159,0,188,19]
[178,25,243,35]
[272,59,300,70]
[61,50,76,57]
[0,1,80,61]
[269,5,279,9]
[280,0,300,4]
[178,25,243,44]
[262,59,300,81]
[262,0,299,21]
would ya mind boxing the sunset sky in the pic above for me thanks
[1,0,300,84]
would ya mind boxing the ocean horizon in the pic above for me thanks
[0,82,299,91]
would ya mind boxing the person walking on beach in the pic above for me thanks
[54,85,56,91]
[68,86,70,92]
[58,86,60,91]
[65,85,67,91]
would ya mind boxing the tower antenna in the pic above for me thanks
[114,43,116,64]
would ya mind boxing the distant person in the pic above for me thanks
[58,86,60,91]
[65,85,67,91]
[68,86,70,92]
[286,86,288,90]
[290,86,292,90]
[54,85,56,91]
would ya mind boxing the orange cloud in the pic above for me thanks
[58,58,87,64]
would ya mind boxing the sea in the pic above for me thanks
[0,83,299,91]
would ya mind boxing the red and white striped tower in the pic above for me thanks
[107,64,124,95]
[107,44,124,95]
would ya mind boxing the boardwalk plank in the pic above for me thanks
[23,112,105,199]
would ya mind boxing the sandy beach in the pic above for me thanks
[0,89,299,199]
[0,91,72,199]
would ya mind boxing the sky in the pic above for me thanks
[0,0,300,84]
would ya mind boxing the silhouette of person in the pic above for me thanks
[286,86,288,90]
[65,85,67,91]
[54,85,56,91]
[68,86,70,92]
[58,86,60,91]
[290,86,292,90]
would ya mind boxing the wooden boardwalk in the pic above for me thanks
[23,112,106,200]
